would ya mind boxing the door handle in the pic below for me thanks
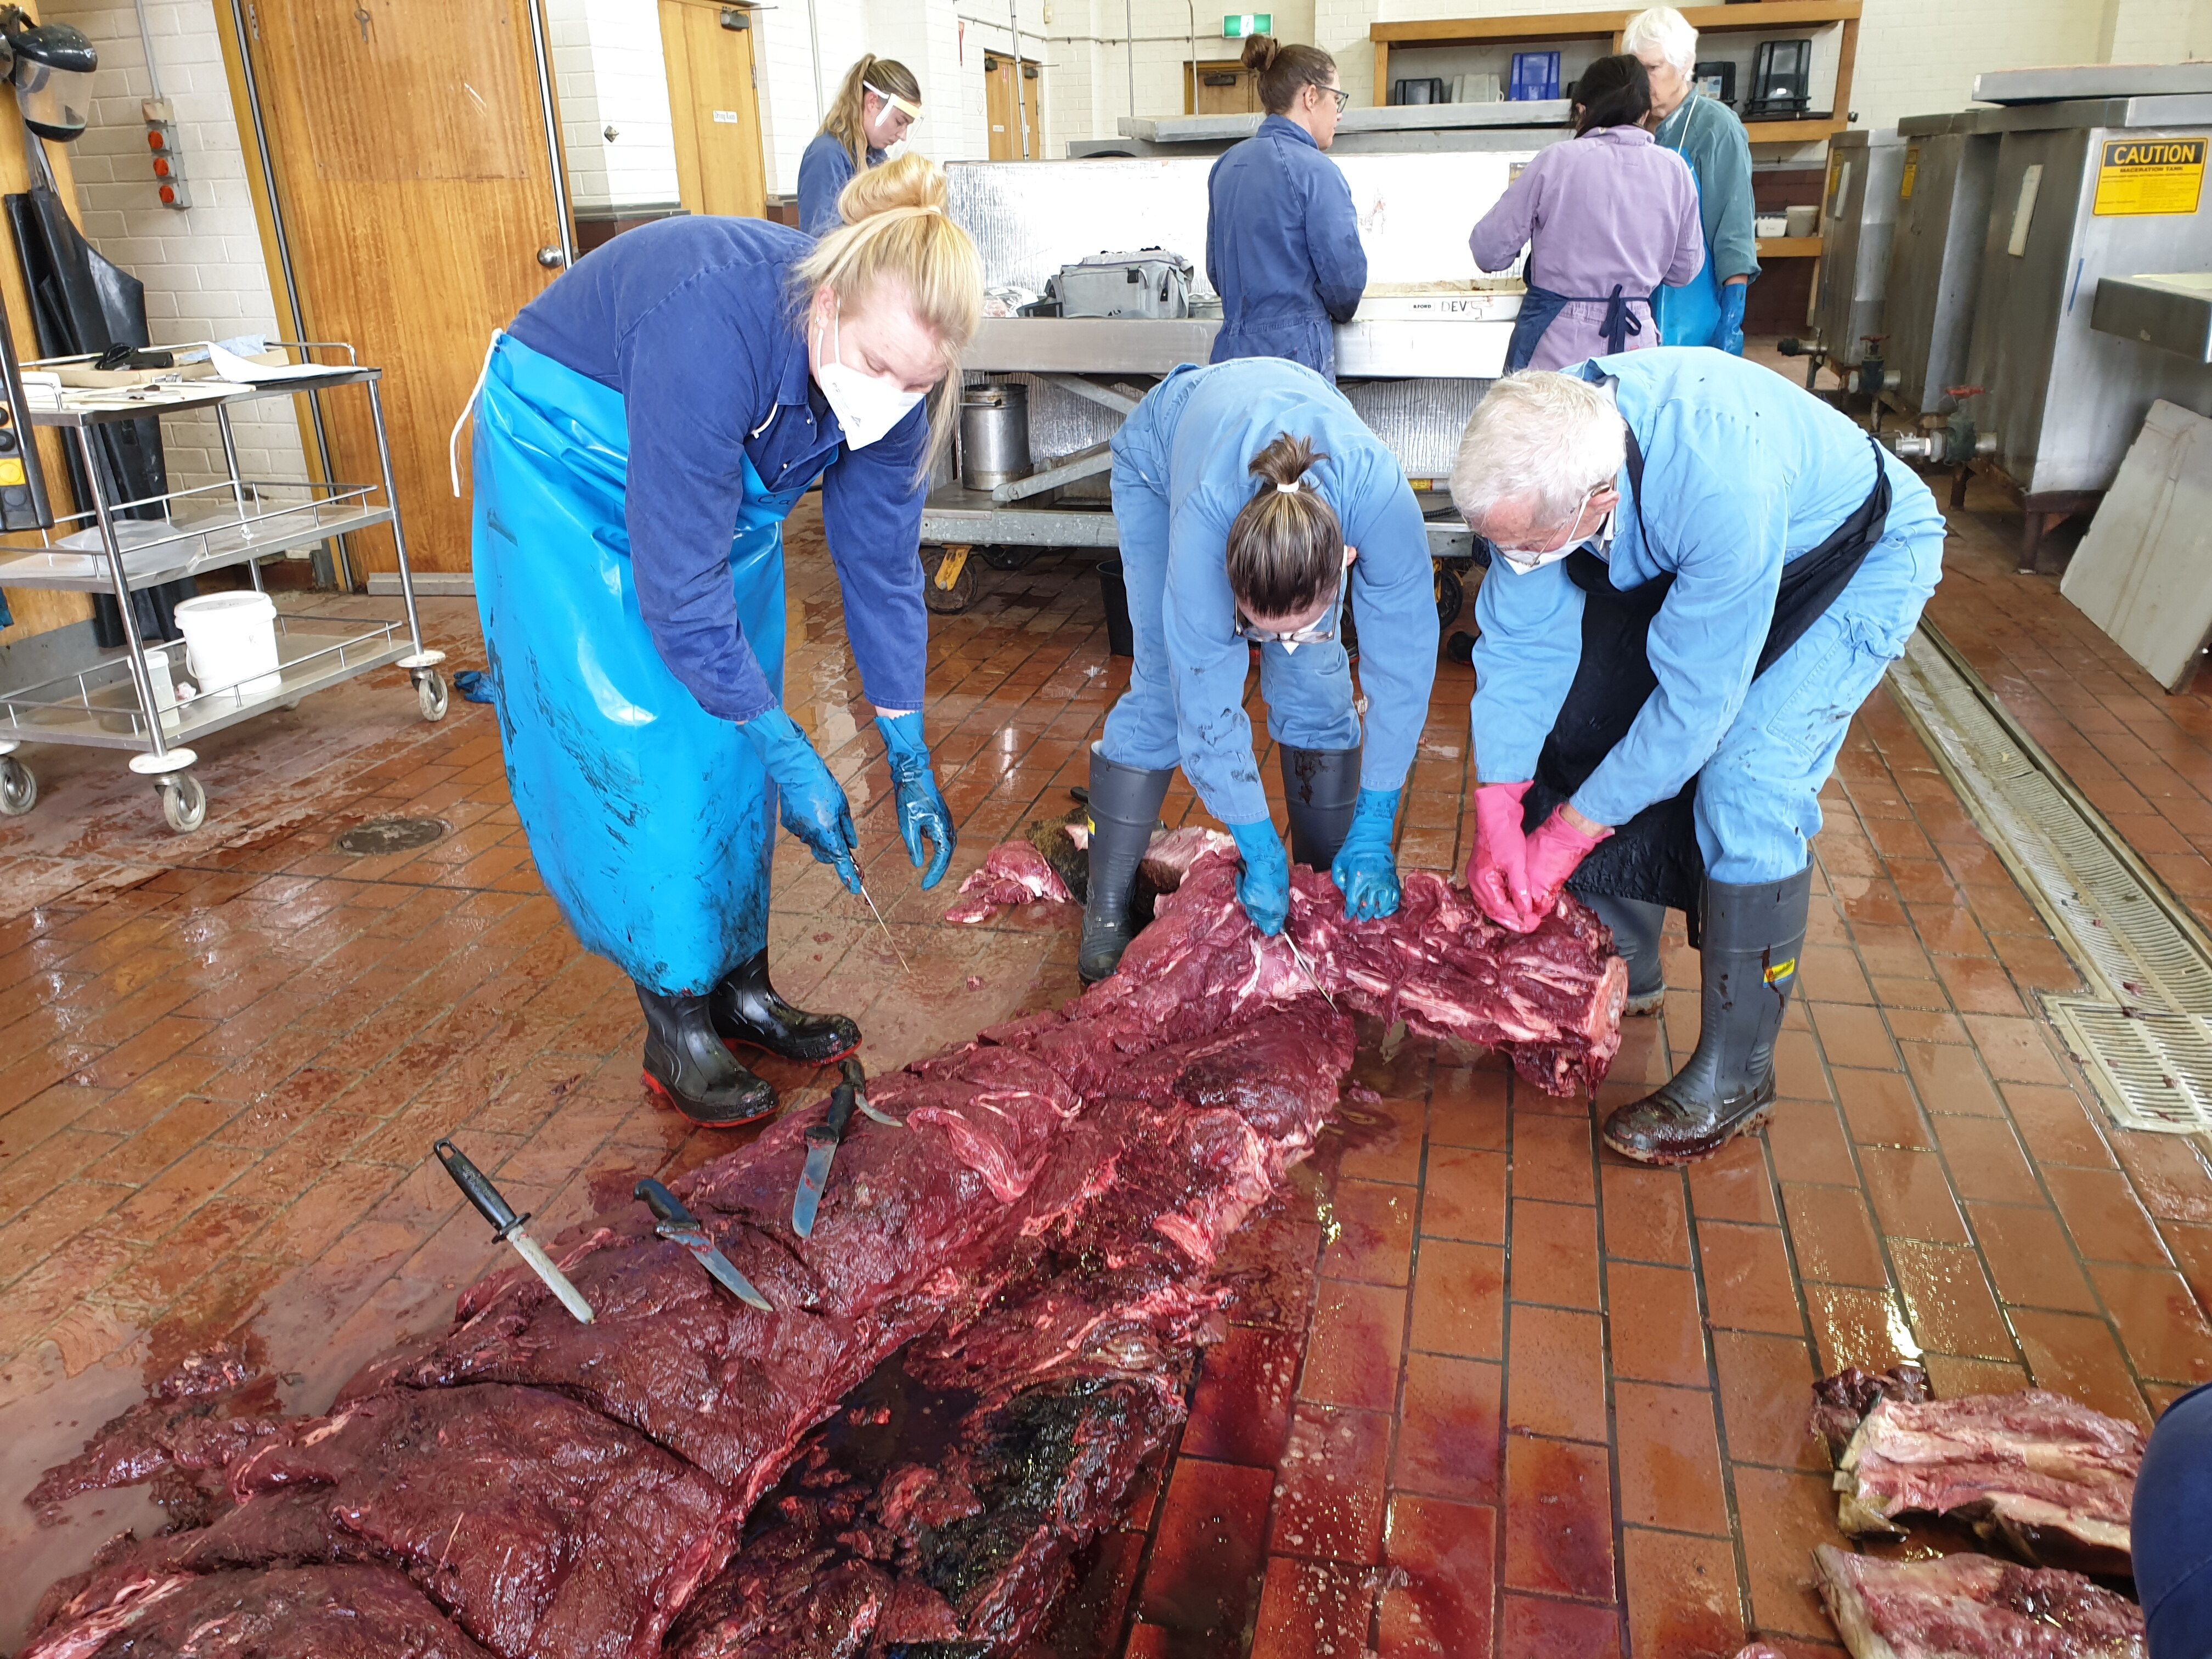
[537,245,568,269]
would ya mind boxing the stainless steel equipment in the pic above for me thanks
[1883,109,2002,416]
[1812,129,1907,370]
[1962,94,2212,563]
[1975,64,2212,105]
[2091,273,2212,362]
[959,382,1032,489]
[1069,102,1568,159]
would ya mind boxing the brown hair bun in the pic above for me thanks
[1226,435,1345,618]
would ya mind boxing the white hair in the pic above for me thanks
[1622,6,1699,77]
[1450,372,1628,530]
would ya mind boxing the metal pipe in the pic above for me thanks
[1008,1,1028,159]
[77,425,165,759]
[365,375,427,657]
[805,0,825,125]
[1125,0,1135,122]
[1187,0,1195,114]
[224,0,346,592]
[523,0,574,268]
[133,0,163,103]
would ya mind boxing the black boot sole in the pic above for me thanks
[642,1069,780,1127]
[1600,1087,1775,1167]
[721,1030,860,1066]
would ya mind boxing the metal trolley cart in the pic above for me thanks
[0,345,445,832]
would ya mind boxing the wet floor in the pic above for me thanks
[3,397,2210,1657]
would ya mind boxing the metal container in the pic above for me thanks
[1812,128,1906,368]
[1883,110,2003,415]
[1963,94,2212,497]
[959,382,1031,490]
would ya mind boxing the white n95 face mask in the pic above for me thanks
[814,303,924,450]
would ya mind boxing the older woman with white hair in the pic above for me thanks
[1454,349,1942,1165]
[1623,7,1758,354]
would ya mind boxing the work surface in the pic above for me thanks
[3,469,2211,1655]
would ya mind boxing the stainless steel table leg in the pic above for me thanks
[364,375,425,654]
[213,402,263,592]
[77,425,166,761]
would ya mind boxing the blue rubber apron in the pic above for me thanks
[470,331,827,995]
[1651,98,1724,349]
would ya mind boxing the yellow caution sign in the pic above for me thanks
[0,459,27,486]
[2093,136,2207,216]
[1899,145,1919,201]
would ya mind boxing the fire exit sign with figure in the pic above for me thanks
[1222,13,1271,36]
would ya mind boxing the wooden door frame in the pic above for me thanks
[982,52,1043,161]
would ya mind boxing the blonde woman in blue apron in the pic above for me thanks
[466,155,982,1125]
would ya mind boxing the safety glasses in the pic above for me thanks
[1475,483,1601,574]
[1235,596,1341,647]
[1323,85,1350,112]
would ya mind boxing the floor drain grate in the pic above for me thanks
[335,816,450,855]
[1887,627,2212,1134]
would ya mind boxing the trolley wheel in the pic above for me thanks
[158,772,207,834]
[1434,560,1466,633]
[925,544,979,614]
[981,547,1035,572]
[415,669,450,723]
[0,754,35,815]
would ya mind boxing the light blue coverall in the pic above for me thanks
[1470,348,1943,884]
[1102,358,1438,827]
[1204,115,1368,379]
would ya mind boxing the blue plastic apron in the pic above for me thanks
[470,331,827,995]
[1651,100,1724,349]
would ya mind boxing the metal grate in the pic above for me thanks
[336,816,450,855]
[1886,629,2212,1133]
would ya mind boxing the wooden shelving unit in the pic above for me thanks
[1370,0,1861,147]
[1756,235,1823,259]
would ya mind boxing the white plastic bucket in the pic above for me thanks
[173,590,281,701]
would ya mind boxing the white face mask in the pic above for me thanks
[812,302,925,450]
[1488,486,1606,575]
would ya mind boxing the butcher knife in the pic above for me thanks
[634,1178,773,1313]
[791,1071,861,1239]
[434,1138,595,1325]
[1282,932,1339,1014]
[843,1055,902,1128]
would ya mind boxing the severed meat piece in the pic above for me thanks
[1813,1544,2145,1659]
[944,821,1235,925]
[1835,1392,2143,1575]
[18,1565,490,1659]
[943,839,1074,923]
[1812,1363,1934,1462]
[29,1348,284,1516]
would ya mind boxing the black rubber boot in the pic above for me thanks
[708,949,860,1065]
[1601,868,1811,1166]
[1582,890,1667,1017]
[1079,746,1174,985]
[1278,743,1361,870]
[639,985,779,1127]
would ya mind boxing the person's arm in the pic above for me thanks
[1663,157,1708,287]
[1701,107,1761,284]
[1305,157,1369,324]
[820,399,933,715]
[1468,556,1584,785]
[1470,157,1542,276]
[1570,411,1785,828]
[1205,151,1229,300]
[1342,463,1438,793]
[1161,488,1271,826]
[616,280,778,723]
[797,137,851,238]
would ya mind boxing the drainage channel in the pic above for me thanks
[1885,625,2212,1136]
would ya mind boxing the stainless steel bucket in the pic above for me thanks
[960,382,1031,489]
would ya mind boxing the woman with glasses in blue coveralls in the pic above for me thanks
[1077,357,1439,984]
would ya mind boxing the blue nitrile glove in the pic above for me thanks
[1718,280,1748,357]
[1332,788,1403,922]
[1228,819,1291,938]
[741,707,861,894]
[875,711,955,890]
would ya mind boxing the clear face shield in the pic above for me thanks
[11,24,98,143]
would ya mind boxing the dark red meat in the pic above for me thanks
[1813,1544,2145,1658]
[943,839,1072,923]
[28,1351,283,1516]
[1810,1362,1932,1461]
[17,1565,490,1659]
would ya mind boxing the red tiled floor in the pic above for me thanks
[10,469,2212,1658]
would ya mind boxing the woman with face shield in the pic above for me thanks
[799,56,923,236]
[462,154,980,1126]
[1078,358,1439,983]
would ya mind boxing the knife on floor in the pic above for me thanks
[635,1178,773,1313]
[791,1071,861,1239]
[435,1138,595,1325]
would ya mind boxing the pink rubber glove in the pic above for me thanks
[1522,808,1613,921]
[1468,781,1535,930]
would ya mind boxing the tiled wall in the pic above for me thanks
[43,0,306,495]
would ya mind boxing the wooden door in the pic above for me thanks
[232,0,568,575]
[1188,61,1262,116]
[984,56,1042,161]
[661,0,765,218]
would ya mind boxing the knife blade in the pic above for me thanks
[1282,932,1339,1014]
[842,1054,901,1128]
[792,1074,861,1239]
[855,878,911,974]
[635,1178,773,1312]
[435,1138,595,1325]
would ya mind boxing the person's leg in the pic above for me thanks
[1582,891,1667,1015]
[2137,1381,2212,1656]
[1257,635,1362,868]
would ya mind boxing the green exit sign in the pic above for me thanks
[1223,13,1271,37]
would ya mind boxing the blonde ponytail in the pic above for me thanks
[795,154,983,479]
[821,54,921,171]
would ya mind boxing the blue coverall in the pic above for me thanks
[1205,115,1368,379]
[797,130,885,236]
[1469,348,1943,884]
[2137,1381,2212,1656]
[1102,358,1438,828]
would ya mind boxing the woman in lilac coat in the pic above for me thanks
[1471,55,1703,371]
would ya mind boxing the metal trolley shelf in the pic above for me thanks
[0,345,445,833]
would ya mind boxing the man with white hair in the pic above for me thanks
[1623,6,1758,354]
[1452,349,1943,1164]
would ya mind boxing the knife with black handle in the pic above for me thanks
[635,1177,772,1312]
[791,1075,860,1239]
[435,1138,594,1325]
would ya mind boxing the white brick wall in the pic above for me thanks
[45,0,305,495]
[549,0,681,214]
